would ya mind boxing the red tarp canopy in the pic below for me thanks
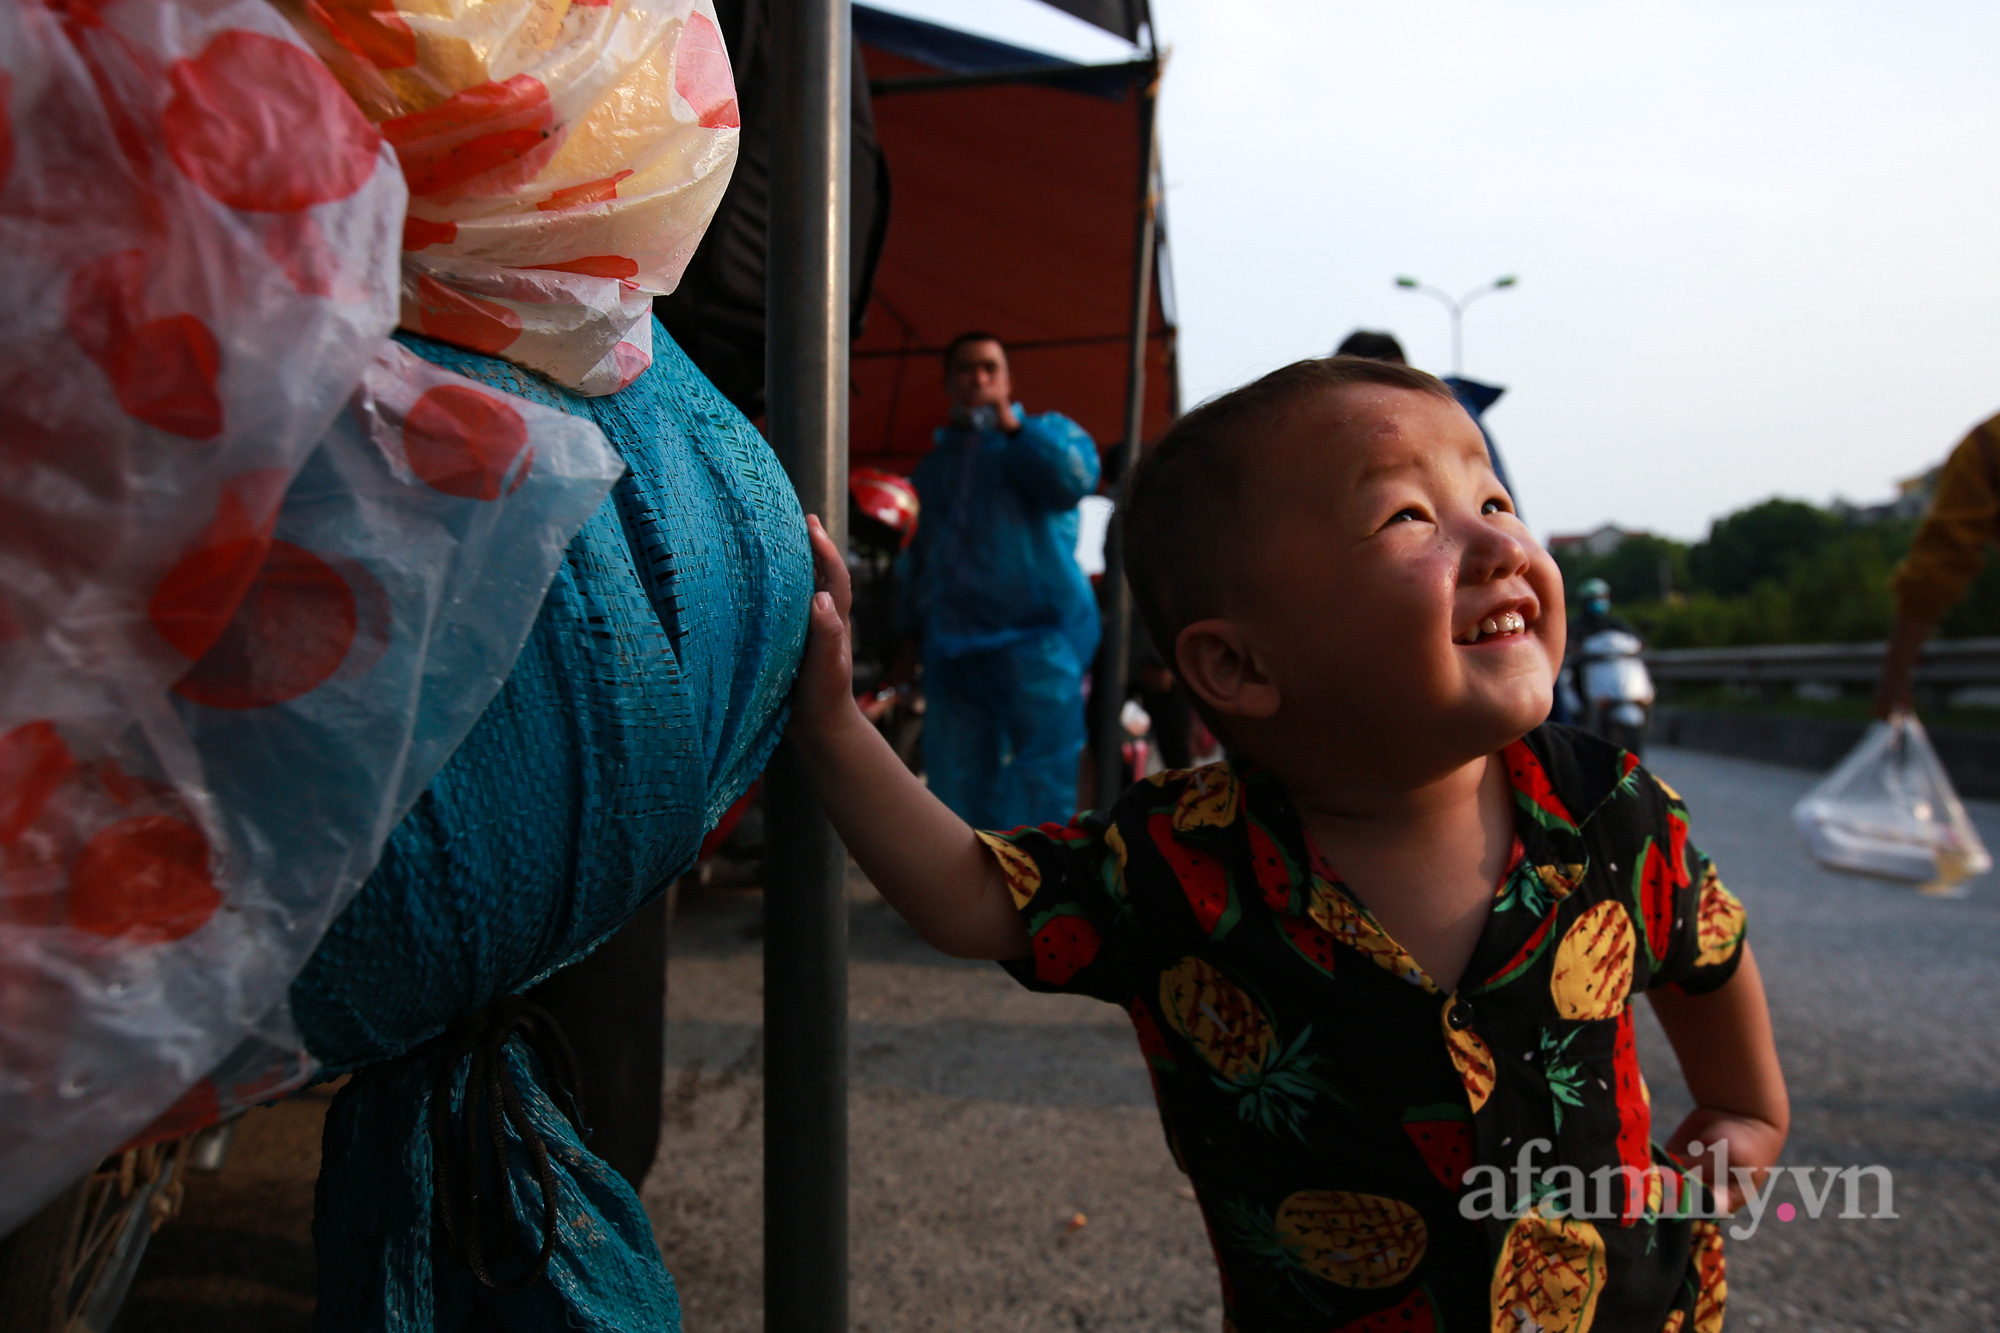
[852,8,1178,479]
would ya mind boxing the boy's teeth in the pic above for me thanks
[1459,611,1527,643]
[1456,608,1528,640]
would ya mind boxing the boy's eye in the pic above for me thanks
[1387,507,1422,525]
[1482,499,1508,516]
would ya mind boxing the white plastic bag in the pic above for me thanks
[275,0,741,395]
[1792,715,1991,894]
[2,0,405,1234]
[0,340,623,1235]
[0,0,407,706]
[0,0,629,1231]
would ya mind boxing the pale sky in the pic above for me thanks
[863,0,2000,542]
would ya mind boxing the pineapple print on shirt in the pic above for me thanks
[1491,1205,1607,1333]
[1159,956,1336,1141]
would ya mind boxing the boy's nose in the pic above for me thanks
[1462,524,1530,583]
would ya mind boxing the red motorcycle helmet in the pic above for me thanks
[849,466,919,548]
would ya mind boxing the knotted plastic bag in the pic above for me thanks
[1792,715,1992,895]
[275,0,740,396]
[288,324,805,1332]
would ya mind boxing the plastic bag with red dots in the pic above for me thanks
[274,0,741,396]
[0,0,625,1234]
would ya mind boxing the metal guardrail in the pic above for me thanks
[1645,637,2000,686]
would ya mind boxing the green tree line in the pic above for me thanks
[1553,498,2000,648]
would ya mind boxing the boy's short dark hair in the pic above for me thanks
[1122,355,1457,662]
[942,330,1005,371]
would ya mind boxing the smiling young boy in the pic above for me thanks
[790,357,1787,1332]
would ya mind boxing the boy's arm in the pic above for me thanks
[1647,944,1790,1212]
[790,515,1030,961]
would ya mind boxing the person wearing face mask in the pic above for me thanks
[894,332,1102,829]
[1571,577,1634,642]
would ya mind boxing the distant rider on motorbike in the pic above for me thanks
[1566,577,1631,699]
[1566,578,1654,752]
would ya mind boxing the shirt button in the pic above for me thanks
[1448,999,1475,1031]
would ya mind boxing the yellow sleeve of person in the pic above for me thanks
[1877,413,2000,715]
[1894,415,2000,622]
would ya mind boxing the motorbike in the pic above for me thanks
[0,1121,235,1333]
[1576,628,1656,757]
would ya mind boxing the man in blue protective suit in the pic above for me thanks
[897,332,1102,829]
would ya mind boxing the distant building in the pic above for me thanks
[1546,524,1639,558]
[1830,466,1940,527]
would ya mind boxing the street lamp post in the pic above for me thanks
[1393,274,1517,378]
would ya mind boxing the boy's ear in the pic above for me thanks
[1174,618,1281,721]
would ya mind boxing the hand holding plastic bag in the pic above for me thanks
[1792,714,1991,895]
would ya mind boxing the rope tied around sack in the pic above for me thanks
[429,998,589,1291]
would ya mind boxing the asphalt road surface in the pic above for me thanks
[648,746,2000,1333]
[112,746,2000,1331]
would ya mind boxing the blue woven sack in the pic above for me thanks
[297,319,809,1332]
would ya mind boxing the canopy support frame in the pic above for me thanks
[868,58,1154,97]
[764,0,852,1326]
[1093,63,1161,810]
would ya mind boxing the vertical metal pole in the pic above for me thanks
[765,0,849,1327]
[1094,68,1161,811]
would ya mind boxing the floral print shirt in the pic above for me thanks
[980,724,1748,1333]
